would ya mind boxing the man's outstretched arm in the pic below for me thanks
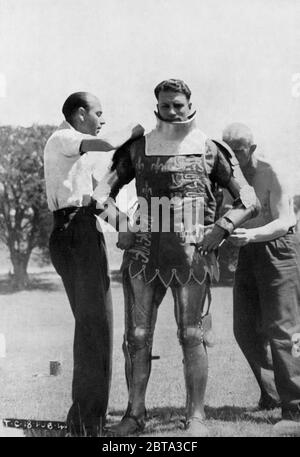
[80,123,144,154]
[229,167,295,246]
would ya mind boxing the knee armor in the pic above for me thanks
[178,314,215,348]
[126,326,153,352]
[178,325,204,348]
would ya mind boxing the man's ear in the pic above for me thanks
[78,106,86,123]
[250,144,257,154]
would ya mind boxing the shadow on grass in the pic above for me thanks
[0,268,232,294]
[0,272,62,295]
[205,405,278,425]
[107,404,278,431]
[0,269,123,295]
[7,404,277,437]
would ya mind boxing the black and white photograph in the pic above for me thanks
[0,0,300,441]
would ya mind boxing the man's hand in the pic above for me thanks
[228,228,255,247]
[117,231,136,250]
[199,225,226,255]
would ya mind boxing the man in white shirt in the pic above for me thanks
[44,91,143,436]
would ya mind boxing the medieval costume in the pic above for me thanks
[100,112,260,436]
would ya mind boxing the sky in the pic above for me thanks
[0,0,300,184]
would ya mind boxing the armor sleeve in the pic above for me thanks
[210,139,261,236]
[91,139,136,231]
[109,139,136,200]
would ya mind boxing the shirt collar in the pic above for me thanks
[57,120,75,131]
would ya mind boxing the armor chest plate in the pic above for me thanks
[135,154,209,200]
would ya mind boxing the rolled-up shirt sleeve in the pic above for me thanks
[56,129,94,157]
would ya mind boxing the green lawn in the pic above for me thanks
[0,270,281,437]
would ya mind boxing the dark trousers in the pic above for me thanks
[49,207,113,434]
[233,233,300,415]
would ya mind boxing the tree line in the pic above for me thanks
[0,125,56,289]
[0,124,299,290]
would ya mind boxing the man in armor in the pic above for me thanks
[101,80,260,437]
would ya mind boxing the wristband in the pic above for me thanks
[215,217,235,236]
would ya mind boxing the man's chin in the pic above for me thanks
[163,117,184,123]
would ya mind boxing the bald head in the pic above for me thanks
[222,123,254,146]
[62,92,99,124]
[62,91,105,135]
[222,123,256,169]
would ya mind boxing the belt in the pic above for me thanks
[53,201,101,228]
[53,206,81,218]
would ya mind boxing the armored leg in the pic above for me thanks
[108,272,166,436]
[172,277,211,437]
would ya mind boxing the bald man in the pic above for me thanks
[44,92,143,436]
[223,123,300,436]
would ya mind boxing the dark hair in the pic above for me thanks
[154,79,191,100]
[62,92,91,124]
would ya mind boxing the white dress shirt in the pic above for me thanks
[44,121,114,212]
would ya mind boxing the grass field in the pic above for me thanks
[0,253,285,438]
